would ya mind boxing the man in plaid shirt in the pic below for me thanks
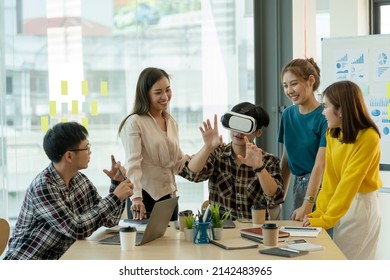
[4,122,133,259]
[180,102,284,220]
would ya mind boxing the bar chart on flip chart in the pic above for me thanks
[322,34,390,168]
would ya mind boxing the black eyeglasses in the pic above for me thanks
[69,143,91,152]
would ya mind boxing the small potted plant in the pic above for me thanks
[183,214,195,242]
[210,203,232,240]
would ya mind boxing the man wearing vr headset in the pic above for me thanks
[179,102,284,220]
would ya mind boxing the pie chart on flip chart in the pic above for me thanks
[378,52,388,65]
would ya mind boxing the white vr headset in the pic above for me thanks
[220,111,257,134]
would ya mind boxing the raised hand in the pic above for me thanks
[237,136,264,168]
[103,155,127,181]
[199,114,223,150]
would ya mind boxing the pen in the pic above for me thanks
[113,158,127,180]
[118,167,127,180]
[203,205,211,222]
[283,227,318,231]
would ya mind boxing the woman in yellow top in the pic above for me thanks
[303,80,382,260]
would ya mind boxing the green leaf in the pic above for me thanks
[210,203,232,228]
[183,214,195,229]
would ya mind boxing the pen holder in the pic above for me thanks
[193,221,212,244]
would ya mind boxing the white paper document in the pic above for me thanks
[280,226,322,237]
[287,242,325,251]
[118,219,148,232]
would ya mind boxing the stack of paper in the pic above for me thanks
[280,226,322,237]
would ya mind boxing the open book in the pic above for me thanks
[239,227,290,243]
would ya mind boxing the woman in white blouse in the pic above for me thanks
[118,67,189,220]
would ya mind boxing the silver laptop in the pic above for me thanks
[99,196,179,246]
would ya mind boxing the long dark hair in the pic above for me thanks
[118,67,170,134]
[323,80,380,143]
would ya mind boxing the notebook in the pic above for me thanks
[210,238,258,250]
[99,196,179,246]
[240,227,290,243]
[259,247,309,258]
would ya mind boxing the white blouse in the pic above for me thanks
[120,112,189,201]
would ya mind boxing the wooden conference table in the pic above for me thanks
[60,220,346,260]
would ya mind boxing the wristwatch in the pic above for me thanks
[304,195,315,203]
[253,163,266,174]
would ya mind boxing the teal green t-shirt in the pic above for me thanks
[278,105,327,176]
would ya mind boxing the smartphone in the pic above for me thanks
[285,239,307,244]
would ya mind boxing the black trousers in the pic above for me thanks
[126,189,178,221]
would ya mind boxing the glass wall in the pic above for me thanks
[380,4,390,33]
[0,0,255,225]
[372,0,390,34]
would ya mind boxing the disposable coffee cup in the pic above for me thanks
[262,223,278,247]
[179,210,193,231]
[251,204,266,226]
[119,226,137,251]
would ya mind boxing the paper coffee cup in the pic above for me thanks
[262,223,278,246]
[119,226,137,251]
[251,204,266,226]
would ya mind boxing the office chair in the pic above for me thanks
[0,218,10,256]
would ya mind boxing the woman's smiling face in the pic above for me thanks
[282,71,314,106]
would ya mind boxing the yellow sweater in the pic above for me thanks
[308,128,382,229]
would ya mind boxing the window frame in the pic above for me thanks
[371,0,390,34]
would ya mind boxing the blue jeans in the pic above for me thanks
[291,174,333,237]
[292,173,311,213]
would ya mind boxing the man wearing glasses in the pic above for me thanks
[3,122,133,260]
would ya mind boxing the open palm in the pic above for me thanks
[238,136,263,168]
[200,114,222,149]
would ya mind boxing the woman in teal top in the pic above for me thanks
[278,58,327,221]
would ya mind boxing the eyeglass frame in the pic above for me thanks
[68,143,91,152]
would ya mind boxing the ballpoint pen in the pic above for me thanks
[117,167,127,180]
[283,227,318,231]
[113,158,127,180]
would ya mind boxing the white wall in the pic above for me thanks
[329,0,369,36]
